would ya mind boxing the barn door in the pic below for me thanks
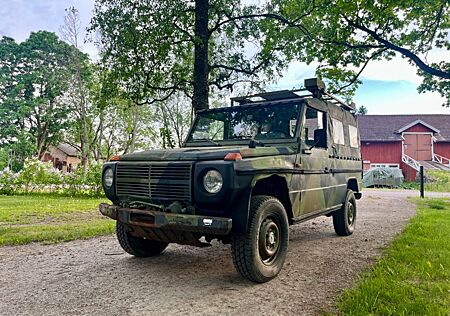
[416,134,432,160]
[403,134,432,161]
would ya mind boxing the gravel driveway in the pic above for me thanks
[0,189,438,316]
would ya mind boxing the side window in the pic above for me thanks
[304,107,327,148]
[332,118,345,145]
[348,125,359,148]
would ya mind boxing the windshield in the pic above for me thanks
[187,103,302,144]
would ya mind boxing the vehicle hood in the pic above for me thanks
[120,146,296,162]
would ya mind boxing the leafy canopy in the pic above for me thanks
[263,0,449,104]
[0,31,87,164]
[89,0,284,108]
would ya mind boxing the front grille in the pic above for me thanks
[116,162,192,203]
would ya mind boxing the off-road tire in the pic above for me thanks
[116,222,168,257]
[333,189,357,236]
[231,195,289,283]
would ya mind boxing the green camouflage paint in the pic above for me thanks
[99,90,362,240]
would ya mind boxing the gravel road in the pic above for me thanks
[0,189,441,316]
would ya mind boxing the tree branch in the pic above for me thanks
[333,48,388,93]
[209,13,313,39]
[347,19,450,79]
[424,3,445,52]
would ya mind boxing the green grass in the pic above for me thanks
[0,195,114,246]
[401,170,450,192]
[336,198,450,315]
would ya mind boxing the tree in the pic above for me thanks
[60,7,92,173]
[156,92,193,148]
[356,105,368,115]
[0,32,80,164]
[90,0,283,113]
[261,0,449,103]
[91,0,449,112]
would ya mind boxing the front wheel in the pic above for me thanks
[231,195,289,283]
[333,189,357,236]
[116,222,168,257]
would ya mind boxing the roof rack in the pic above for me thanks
[230,78,356,111]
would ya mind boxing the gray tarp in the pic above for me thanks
[363,167,404,188]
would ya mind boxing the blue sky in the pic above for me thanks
[1,0,448,115]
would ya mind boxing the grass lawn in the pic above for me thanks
[401,170,450,192]
[336,198,450,315]
[0,195,114,246]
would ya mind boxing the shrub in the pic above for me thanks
[0,158,104,197]
[0,168,18,195]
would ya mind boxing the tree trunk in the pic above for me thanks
[96,110,104,161]
[192,0,210,113]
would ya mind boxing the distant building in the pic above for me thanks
[357,115,450,181]
[42,143,81,172]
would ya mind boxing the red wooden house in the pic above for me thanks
[357,115,450,181]
[41,143,81,173]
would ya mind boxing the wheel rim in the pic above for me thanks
[347,203,355,226]
[258,218,280,264]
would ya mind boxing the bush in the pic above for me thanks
[0,168,18,195]
[0,158,104,197]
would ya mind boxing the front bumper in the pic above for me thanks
[99,203,232,235]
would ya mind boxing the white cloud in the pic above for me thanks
[360,56,422,84]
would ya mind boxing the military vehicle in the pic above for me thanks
[99,78,363,283]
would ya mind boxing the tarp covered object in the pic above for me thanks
[363,167,404,188]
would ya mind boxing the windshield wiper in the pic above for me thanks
[192,138,222,146]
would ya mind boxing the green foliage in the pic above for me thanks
[90,0,449,106]
[0,168,17,195]
[0,195,112,246]
[0,158,103,197]
[0,148,8,170]
[0,31,89,163]
[424,170,450,192]
[63,162,103,197]
[89,0,283,108]
[418,61,450,107]
[263,0,449,101]
[16,158,63,193]
[356,105,368,115]
[337,198,450,315]
[401,170,450,192]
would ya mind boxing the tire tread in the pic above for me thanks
[231,195,287,282]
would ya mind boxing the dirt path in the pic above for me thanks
[0,190,433,316]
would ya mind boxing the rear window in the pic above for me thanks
[349,125,359,148]
[332,118,345,145]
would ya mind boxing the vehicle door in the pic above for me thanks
[293,106,330,217]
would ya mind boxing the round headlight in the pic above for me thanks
[103,168,114,188]
[203,170,223,194]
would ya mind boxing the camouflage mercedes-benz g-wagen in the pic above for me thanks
[99,78,362,283]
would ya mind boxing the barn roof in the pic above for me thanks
[56,143,79,156]
[356,114,450,142]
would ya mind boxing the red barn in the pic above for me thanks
[357,115,450,181]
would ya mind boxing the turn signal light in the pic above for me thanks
[110,155,121,161]
[224,152,242,161]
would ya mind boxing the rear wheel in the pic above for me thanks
[231,195,289,283]
[116,222,168,257]
[333,189,357,236]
